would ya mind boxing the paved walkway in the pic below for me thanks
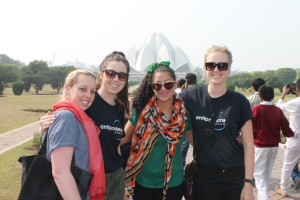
[0,122,299,199]
[0,121,40,155]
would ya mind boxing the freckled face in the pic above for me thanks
[65,74,96,111]
[152,71,176,103]
[206,51,230,86]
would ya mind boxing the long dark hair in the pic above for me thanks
[132,64,176,116]
[98,52,130,114]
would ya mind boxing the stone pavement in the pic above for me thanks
[0,121,40,155]
[0,123,299,199]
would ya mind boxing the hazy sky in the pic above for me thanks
[1,0,300,72]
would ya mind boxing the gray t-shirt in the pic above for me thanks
[44,110,90,199]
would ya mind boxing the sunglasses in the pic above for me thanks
[152,81,176,91]
[103,69,128,82]
[205,62,229,71]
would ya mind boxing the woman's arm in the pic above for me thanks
[120,121,135,146]
[51,147,81,200]
[185,130,193,146]
[240,120,254,200]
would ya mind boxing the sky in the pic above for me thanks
[1,0,300,72]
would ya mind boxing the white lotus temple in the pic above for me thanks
[125,32,198,80]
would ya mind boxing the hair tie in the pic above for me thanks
[146,61,170,72]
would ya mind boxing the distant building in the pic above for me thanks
[126,32,198,80]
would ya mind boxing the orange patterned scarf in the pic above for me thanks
[53,98,106,200]
[125,94,186,199]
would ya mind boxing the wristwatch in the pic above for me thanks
[244,178,255,187]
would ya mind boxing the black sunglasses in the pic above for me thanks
[103,69,128,82]
[152,81,176,91]
[205,62,229,71]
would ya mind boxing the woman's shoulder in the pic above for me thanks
[228,90,247,100]
[54,110,79,125]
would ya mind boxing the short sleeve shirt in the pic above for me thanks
[180,85,252,168]
[44,110,89,171]
[85,92,125,173]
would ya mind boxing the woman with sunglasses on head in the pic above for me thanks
[39,52,130,200]
[121,61,190,200]
[180,45,254,200]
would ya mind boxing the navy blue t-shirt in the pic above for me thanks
[180,85,252,168]
[85,92,125,173]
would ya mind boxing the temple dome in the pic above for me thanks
[126,32,196,72]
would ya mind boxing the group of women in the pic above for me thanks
[39,46,255,200]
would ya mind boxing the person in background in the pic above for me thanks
[275,79,300,197]
[247,78,265,108]
[291,160,300,190]
[44,69,106,200]
[180,72,197,167]
[40,52,130,200]
[181,45,254,200]
[121,61,191,200]
[252,85,294,200]
[175,78,186,94]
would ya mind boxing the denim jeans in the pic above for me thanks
[181,137,190,167]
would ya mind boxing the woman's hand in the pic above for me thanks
[240,183,254,200]
[39,111,55,135]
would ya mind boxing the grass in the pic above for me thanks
[0,85,60,134]
[0,140,38,200]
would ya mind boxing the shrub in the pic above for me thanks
[0,82,4,95]
[33,133,42,149]
[226,83,236,91]
[128,80,140,86]
[24,82,31,92]
[12,82,24,95]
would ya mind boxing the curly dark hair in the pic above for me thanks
[132,64,176,115]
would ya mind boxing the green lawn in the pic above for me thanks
[0,140,37,200]
[0,85,60,134]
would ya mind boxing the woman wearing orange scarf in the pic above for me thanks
[44,69,106,200]
[122,62,191,200]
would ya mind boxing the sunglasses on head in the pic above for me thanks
[205,62,229,71]
[152,81,176,91]
[103,69,128,82]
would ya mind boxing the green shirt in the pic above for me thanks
[129,109,192,188]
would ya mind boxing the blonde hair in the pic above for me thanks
[202,45,233,83]
[62,69,96,98]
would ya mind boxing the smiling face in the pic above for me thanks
[152,71,176,104]
[205,51,230,86]
[99,60,127,98]
[65,74,96,111]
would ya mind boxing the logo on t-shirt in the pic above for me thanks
[195,113,227,132]
[99,120,123,136]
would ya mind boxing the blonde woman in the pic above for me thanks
[180,45,254,200]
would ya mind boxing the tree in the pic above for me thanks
[0,54,24,66]
[0,64,19,95]
[275,68,297,84]
[297,69,300,80]
[228,73,253,90]
[20,60,50,94]
[263,74,283,90]
[49,66,76,93]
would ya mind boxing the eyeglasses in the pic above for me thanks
[152,81,176,91]
[103,69,128,82]
[205,62,229,71]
